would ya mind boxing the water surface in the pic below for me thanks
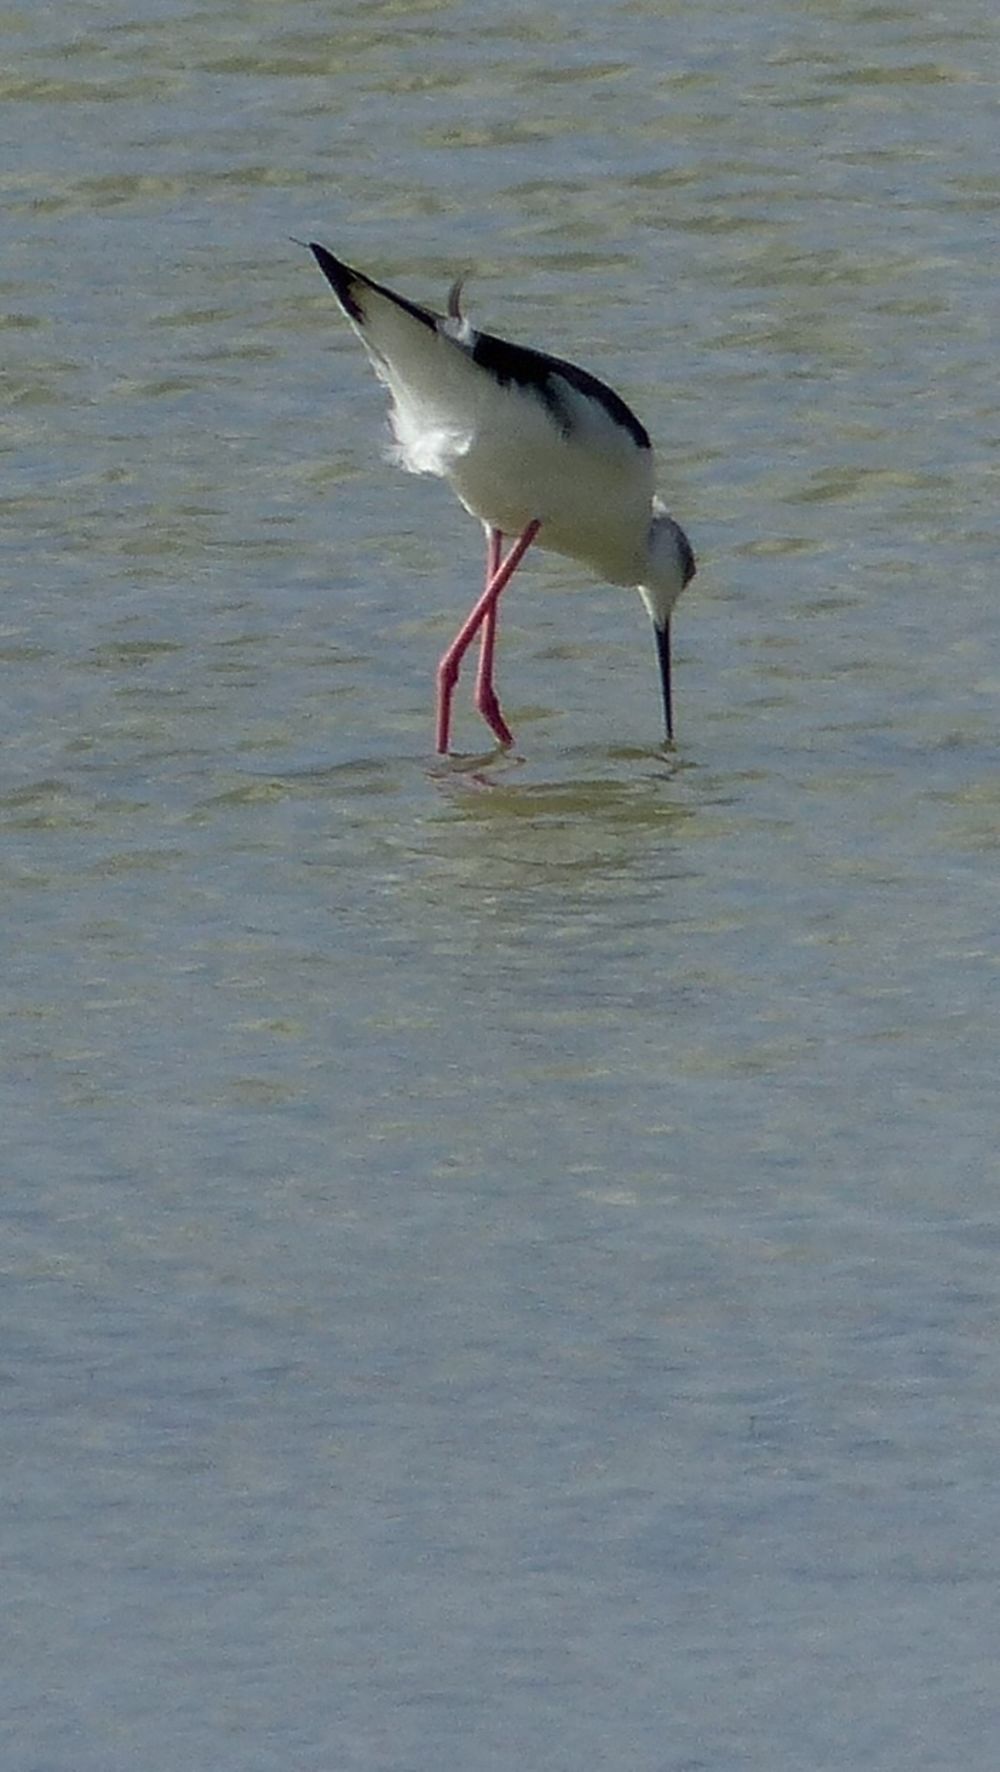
[4,3,999,1768]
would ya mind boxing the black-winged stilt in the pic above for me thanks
[307,242,696,754]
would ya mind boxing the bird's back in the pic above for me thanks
[310,245,656,585]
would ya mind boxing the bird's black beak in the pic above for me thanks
[655,620,673,744]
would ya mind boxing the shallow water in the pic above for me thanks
[4,2,999,1768]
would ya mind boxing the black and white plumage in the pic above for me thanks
[307,242,695,753]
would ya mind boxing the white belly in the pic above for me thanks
[446,403,652,588]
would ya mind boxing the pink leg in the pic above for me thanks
[474,529,510,745]
[435,519,541,754]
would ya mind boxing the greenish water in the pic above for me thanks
[4,4,999,1769]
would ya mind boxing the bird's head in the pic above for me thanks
[639,500,696,631]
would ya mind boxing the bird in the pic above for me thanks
[306,241,695,754]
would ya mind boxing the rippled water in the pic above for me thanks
[4,3,999,1768]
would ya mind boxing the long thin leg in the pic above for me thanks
[474,529,503,703]
[435,519,541,754]
[474,528,509,745]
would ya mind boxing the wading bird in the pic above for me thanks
[307,242,695,753]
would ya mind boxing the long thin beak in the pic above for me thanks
[655,620,673,744]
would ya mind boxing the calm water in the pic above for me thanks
[4,2,999,1767]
